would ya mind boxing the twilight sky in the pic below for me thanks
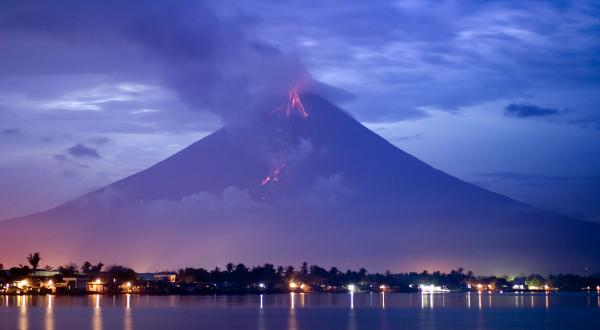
[1,0,599,222]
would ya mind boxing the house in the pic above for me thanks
[87,278,108,293]
[29,270,60,293]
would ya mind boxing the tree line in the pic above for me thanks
[1,253,599,292]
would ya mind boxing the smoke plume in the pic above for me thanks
[0,0,308,123]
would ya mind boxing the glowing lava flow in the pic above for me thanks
[261,162,286,186]
[270,87,309,119]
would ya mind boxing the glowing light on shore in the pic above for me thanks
[347,284,356,293]
[419,284,449,293]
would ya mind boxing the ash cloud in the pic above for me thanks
[0,0,308,124]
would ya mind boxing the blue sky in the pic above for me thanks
[0,0,599,221]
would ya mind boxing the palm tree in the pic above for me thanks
[27,252,42,272]
[81,261,92,273]
[226,263,234,273]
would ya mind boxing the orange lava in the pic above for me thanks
[270,87,309,119]
[260,162,286,186]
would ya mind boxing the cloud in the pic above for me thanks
[504,104,561,118]
[306,173,356,204]
[0,0,308,124]
[1,128,21,135]
[243,1,600,122]
[53,153,90,169]
[570,116,600,131]
[66,143,100,158]
[503,103,600,131]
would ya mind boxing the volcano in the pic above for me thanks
[1,94,599,274]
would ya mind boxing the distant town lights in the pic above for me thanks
[95,279,102,284]
[419,284,449,293]
[347,284,356,293]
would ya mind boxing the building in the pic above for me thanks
[138,272,177,283]
[86,278,108,293]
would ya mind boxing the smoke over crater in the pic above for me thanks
[0,0,309,124]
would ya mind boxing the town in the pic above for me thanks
[1,253,599,295]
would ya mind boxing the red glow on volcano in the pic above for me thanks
[270,87,309,119]
[260,162,286,186]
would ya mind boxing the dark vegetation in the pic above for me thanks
[1,254,599,294]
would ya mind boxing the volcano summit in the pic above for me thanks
[1,93,599,274]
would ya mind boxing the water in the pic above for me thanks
[1,292,599,329]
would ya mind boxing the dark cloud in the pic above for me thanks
[66,143,101,158]
[1,128,21,135]
[504,104,561,118]
[0,0,307,124]
[504,104,600,131]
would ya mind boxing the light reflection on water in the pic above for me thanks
[45,295,53,330]
[1,292,599,329]
[18,295,27,330]
[93,295,102,330]
[124,294,132,330]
